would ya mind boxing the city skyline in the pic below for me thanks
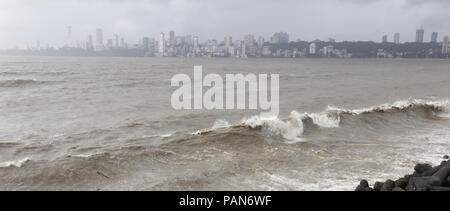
[7,26,450,51]
[2,0,450,49]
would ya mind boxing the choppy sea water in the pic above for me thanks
[0,56,449,191]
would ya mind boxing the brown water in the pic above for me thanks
[0,56,449,190]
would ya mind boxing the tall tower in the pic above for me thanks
[96,28,103,46]
[113,34,119,48]
[382,35,388,43]
[159,32,166,54]
[224,36,233,48]
[431,32,438,43]
[169,30,175,47]
[442,36,449,55]
[416,29,424,43]
[394,33,400,44]
[87,35,93,49]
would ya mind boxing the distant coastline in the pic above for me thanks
[2,41,448,59]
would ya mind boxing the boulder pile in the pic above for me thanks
[356,155,450,191]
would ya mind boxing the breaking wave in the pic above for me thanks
[0,157,31,168]
[194,99,450,142]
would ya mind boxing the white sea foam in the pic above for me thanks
[192,99,450,142]
[0,157,31,168]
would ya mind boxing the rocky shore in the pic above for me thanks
[356,155,450,191]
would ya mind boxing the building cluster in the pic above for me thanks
[380,29,449,56]
[8,27,450,58]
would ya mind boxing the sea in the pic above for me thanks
[0,56,449,190]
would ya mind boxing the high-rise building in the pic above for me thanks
[87,35,93,49]
[169,30,175,47]
[416,29,424,43]
[442,36,449,55]
[309,43,316,55]
[382,35,388,43]
[159,32,166,54]
[224,36,233,47]
[96,28,103,45]
[142,37,149,50]
[394,33,400,44]
[244,34,255,47]
[431,32,438,43]
[120,37,125,48]
[257,36,265,48]
[270,32,289,44]
[113,34,119,48]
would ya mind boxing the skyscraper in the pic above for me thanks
[159,32,165,54]
[309,43,316,55]
[442,36,449,55]
[431,32,438,43]
[394,33,400,44]
[224,36,233,47]
[416,29,424,43]
[113,34,119,48]
[257,36,265,48]
[142,37,149,50]
[87,35,93,49]
[382,35,388,43]
[96,28,103,45]
[244,34,255,47]
[169,30,175,47]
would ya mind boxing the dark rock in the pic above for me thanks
[355,185,365,191]
[381,180,395,191]
[431,167,450,186]
[373,182,384,191]
[444,155,449,160]
[414,163,433,175]
[392,187,405,191]
[406,177,435,191]
[363,187,373,192]
[359,180,369,188]
[395,177,408,189]
[422,166,442,177]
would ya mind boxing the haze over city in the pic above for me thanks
[1,0,450,49]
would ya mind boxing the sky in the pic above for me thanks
[1,0,450,49]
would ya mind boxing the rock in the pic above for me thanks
[355,185,365,191]
[360,180,369,188]
[363,187,373,192]
[422,166,442,177]
[355,180,370,191]
[395,177,408,189]
[431,167,450,186]
[414,163,433,175]
[373,182,384,191]
[392,187,405,191]
[406,177,435,191]
[444,155,449,160]
[381,180,395,191]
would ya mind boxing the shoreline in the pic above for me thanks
[356,155,450,191]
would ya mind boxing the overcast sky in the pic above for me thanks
[1,0,450,49]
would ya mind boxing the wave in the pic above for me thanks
[0,79,55,88]
[0,157,31,168]
[194,99,449,142]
